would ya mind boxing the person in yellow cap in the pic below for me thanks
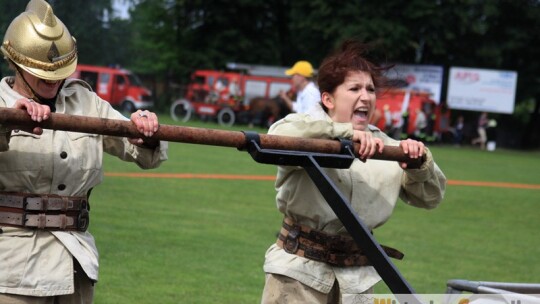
[279,60,321,114]
[0,0,168,302]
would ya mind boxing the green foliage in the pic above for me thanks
[512,98,535,125]
[51,0,116,65]
[0,0,538,92]
[0,0,27,77]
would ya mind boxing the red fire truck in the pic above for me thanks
[172,63,449,140]
[371,89,450,141]
[170,63,292,126]
[70,64,154,113]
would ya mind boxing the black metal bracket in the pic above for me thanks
[240,131,355,168]
[242,131,423,303]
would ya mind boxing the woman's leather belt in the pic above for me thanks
[0,191,89,231]
[276,217,404,267]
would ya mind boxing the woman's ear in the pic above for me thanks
[321,92,335,110]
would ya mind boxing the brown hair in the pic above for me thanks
[317,40,392,111]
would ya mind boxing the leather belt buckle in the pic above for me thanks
[77,208,89,232]
[81,199,88,211]
[23,196,36,211]
[284,227,299,254]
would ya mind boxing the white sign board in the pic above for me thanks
[447,67,518,114]
[387,64,444,104]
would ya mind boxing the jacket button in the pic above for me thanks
[58,184,66,191]
[60,151,68,159]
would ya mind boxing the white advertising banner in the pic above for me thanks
[447,67,518,114]
[388,64,444,104]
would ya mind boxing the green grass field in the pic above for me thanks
[91,116,540,303]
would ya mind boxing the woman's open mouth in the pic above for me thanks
[353,108,369,121]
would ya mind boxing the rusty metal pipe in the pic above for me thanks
[0,108,423,166]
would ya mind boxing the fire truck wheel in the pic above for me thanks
[217,107,235,126]
[170,99,192,122]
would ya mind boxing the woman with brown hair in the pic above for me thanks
[261,40,446,303]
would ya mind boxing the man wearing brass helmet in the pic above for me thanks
[0,0,168,302]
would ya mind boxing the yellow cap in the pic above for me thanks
[285,60,314,78]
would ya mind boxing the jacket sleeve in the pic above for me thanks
[398,148,447,209]
[87,88,168,169]
[102,103,168,169]
[371,128,447,210]
[268,113,355,182]
[268,113,353,139]
[0,96,11,152]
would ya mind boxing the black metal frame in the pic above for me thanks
[241,132,423,303]
[446,280,540,304]
[447,279,540,295]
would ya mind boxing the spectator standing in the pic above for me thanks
[471,112,489,149]
[453,115,465,146]
[279,60,321,114]
[383,104,392,133]
[414,108,427,141]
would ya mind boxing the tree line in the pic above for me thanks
[0,0,538,148]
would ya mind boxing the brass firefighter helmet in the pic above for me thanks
[1,0,77,81]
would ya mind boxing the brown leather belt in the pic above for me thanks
[0,192,89,231]
[276,217,404,267]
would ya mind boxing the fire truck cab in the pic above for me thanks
[171,64,292,126]
[372,89,449,142]
[70,64,154,113]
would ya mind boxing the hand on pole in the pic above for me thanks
[12,98,50,135]
[129,109,159,148]
[398,139,425,169]
[352,130,384,162]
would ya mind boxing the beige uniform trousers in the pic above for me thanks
[0,260,94,304]
[261,273,374,304]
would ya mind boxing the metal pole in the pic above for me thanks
[0,108,423,166]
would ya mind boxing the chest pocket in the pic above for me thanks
[0,131,46,172]
[66,132,102,170]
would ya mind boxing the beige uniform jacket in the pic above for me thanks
[0,77,168,297]
[264,111,446,294]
